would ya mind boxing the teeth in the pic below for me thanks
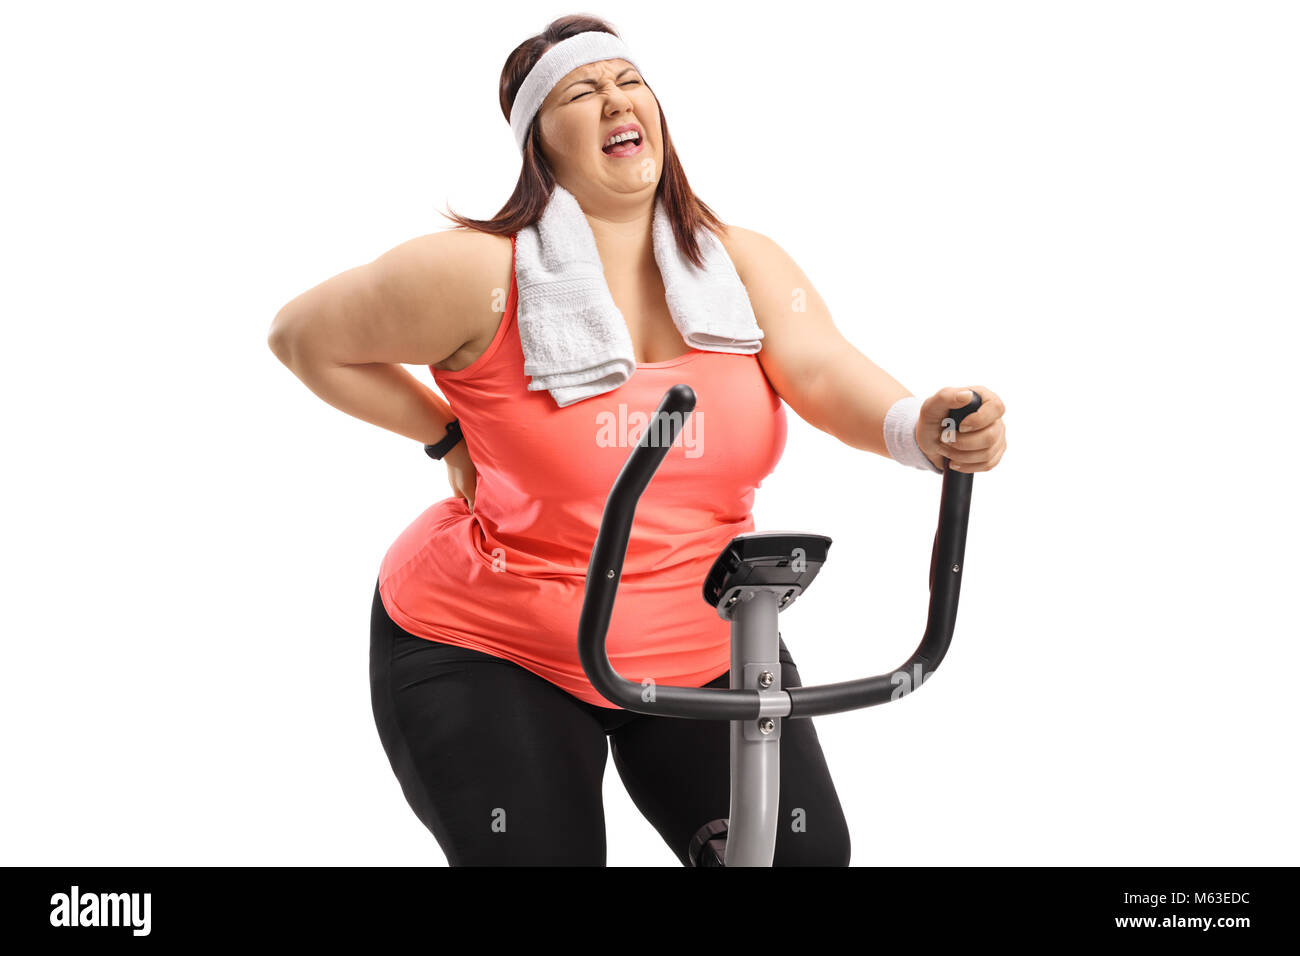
[603,130,640,148]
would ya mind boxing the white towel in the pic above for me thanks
[515,184,763,407]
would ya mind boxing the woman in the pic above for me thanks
[269,14,1007,867]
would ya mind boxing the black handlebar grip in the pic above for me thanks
[941,390,983,471]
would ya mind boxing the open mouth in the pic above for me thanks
[602,130,643,156]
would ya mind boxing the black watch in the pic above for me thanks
[424,419,463,460]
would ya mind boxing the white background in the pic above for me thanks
[2,0,1296,866]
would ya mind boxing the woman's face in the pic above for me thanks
[535,57,661,206]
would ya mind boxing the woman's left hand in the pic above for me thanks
[916,386,1007,473]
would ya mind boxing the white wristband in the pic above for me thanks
[884,396,942,473]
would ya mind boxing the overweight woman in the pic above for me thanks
[268,14,1008,867]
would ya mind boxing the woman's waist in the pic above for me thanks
[471,509,754,579]
[382,548,732,659]
[380,494,756,589]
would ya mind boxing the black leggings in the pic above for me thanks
[369,579,851,866]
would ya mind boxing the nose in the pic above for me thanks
[603,87,633,116]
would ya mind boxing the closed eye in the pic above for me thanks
[569,80,640,102]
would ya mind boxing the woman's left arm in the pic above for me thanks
[719,226,1007,473]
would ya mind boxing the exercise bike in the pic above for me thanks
[579,384,980,867]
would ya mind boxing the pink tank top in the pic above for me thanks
[378,232,788,708]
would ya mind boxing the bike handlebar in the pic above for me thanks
[578,384,981,720]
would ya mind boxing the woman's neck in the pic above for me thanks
[580,197,658,281]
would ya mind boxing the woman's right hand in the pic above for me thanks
[443,440,478,514]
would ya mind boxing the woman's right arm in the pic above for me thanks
[266,229,498,447]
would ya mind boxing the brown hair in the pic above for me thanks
[440,14,726,269]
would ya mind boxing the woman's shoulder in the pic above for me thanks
[433,227,515,303]
[426,228,515,371]
[714,223,781,281]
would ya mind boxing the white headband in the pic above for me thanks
[508,31,642,153]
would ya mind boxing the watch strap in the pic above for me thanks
[423,419,463,460]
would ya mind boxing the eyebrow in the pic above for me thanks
[561,67,638,95]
